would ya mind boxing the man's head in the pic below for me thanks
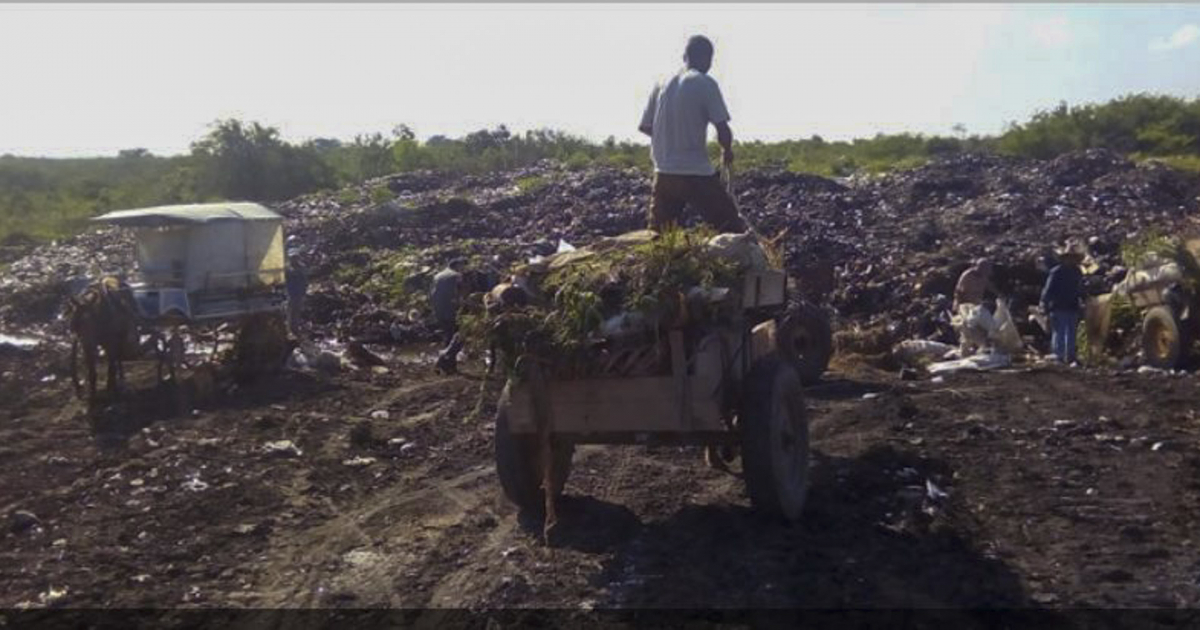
[448,258,467,272]
[974,258,993,276]
[1056,239,1087,266]
[684,35,714,73]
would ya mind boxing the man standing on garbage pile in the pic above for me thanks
[639,35,747,234]
[284,249,308,337]
[431,258,467,375]
[953,258,1002,312]
[1041,241,1086,365]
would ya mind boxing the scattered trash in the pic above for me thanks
[342,456,377,467]
[314,352,343,374]
[262,440,302,458]
[0,333,39,349]
[10,509,40,534]
[39,585,68,607]
[370,410,390,420]
[925,479,949,501]
[861,392,881,400]
[893,339,956,366]
[181,476,209,492]
[928,351,1012,375]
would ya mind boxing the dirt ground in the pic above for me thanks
[4,342,1200,614]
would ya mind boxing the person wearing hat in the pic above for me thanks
[1041,240,1086,365]
[953,258,1001,312]
[431,258,467,374]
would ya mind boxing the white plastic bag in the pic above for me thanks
[893,339,956,365]
[928,351,1012,375]
[952,303,996,355]
[992,299,1025,355]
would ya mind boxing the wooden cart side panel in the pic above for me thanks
[507,376,724,434]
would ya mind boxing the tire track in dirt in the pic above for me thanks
[249,456,498,607]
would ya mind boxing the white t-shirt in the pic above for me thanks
[640,68,731,176]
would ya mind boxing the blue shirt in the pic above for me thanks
[1041,264,1083,312]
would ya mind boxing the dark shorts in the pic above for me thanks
[648,172,747,233]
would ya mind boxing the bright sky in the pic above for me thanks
[2,3,1200,157]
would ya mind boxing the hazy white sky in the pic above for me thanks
[2,3,1199,157]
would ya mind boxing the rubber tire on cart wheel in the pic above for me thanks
[776,302,833,385]
[740,355,810,521]
[1142,306,1183,370]
[494,381,574,514]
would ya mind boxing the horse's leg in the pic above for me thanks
[71,337,81,397]
[106,345,119,395]
[116,349,126,393]
[85,344,98,402]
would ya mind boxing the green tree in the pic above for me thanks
[190,119,333,201]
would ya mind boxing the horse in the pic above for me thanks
[66,277,140,403]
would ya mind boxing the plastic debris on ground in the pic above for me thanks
[928,351,1013,375]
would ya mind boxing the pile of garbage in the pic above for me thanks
[461,227,763,376]
[3,150,1200,363]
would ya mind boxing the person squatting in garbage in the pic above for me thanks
[953,258,1002,313]
[1041,241,1086,365]
[431,258,467,374]
[639,35,747,234]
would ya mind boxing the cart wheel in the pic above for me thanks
[1142,306,1183,370]
[740,355,810,521]
[777,302,833,385]
[233,313,292,383]
[494,381,574,514]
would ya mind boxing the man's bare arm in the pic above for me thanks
[715,121,733,166]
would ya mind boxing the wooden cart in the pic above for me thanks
[1087,237,1200,369]
[493,268,832,525]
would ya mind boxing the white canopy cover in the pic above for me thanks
[94,203,285,293]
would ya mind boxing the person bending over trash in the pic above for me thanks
[1041,241,1086,365]
[431,258,467,375]
[639,35,747,234]
[953,258,1001,313]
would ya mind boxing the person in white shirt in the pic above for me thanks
[639,35,746,233]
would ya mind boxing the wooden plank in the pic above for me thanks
[742,270,786,309]
[509,376,724,434]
